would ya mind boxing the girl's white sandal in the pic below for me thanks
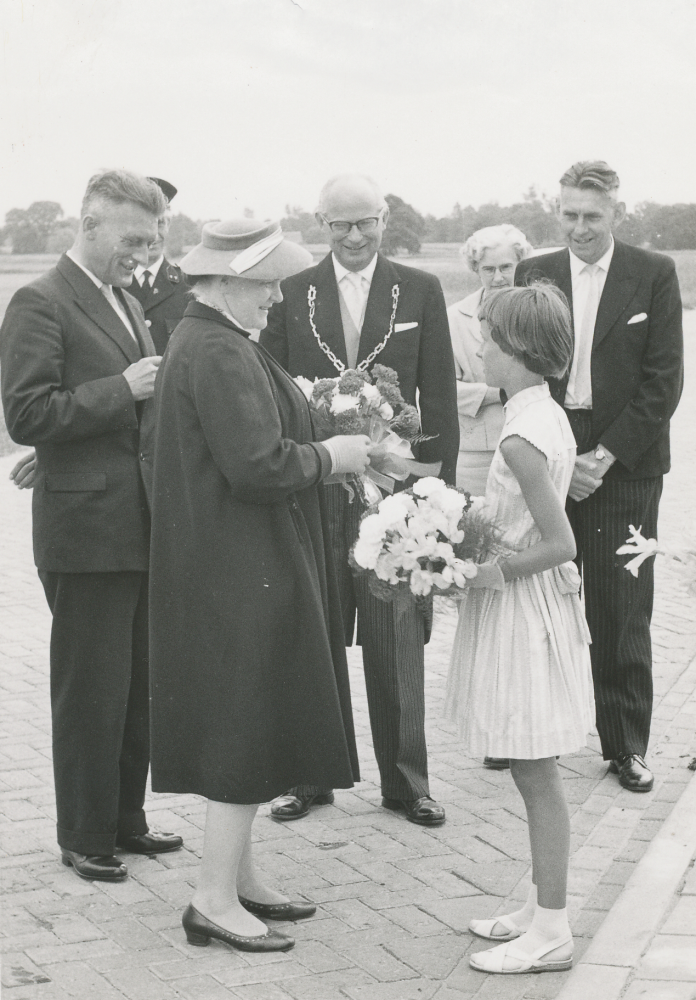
[470,935,573,974]
[469,914,524,942]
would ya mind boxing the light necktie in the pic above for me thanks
[100,284,138,342]
[342,271,366,331]
[571,263,599,408]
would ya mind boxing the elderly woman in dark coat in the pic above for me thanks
[149,219,371,954]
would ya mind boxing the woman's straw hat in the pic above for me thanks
[180,218,313,281]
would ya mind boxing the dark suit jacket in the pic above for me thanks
[128,258,190,354]
[0,254,156,572]
[260,253,459,484]
[515,241,683,480]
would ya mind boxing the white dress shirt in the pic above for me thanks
[565,239,614,408]
[66,250,137,342]
[332,253,379,331]
[134,256,164,287]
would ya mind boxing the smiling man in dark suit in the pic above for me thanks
[260,174,459,825]
[515,161,683,792]
[127,177,190,353]
[0,169,183,880]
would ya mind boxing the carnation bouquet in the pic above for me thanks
[295,364,441,504]
[349,476,507,603]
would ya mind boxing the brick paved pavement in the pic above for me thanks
[1,313,695,999]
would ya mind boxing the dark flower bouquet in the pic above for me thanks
[295,364,441,504]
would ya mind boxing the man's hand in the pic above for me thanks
[9,450,38,489]
[122,357,162,401]
[568,448,616,502]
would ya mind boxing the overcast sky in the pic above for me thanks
[3,0,695,223]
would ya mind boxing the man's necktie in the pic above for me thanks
[572,263,599,408]
[342,271,365,331]
[141,271,152,291]
[100,284,138,342]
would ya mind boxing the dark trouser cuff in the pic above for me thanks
[57,824,119,857]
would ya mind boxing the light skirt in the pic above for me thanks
[444,566,595,759]
[456,451,494,496]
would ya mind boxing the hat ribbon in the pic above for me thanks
[229,227,284,275]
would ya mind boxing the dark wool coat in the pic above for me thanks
[149,301,360,803]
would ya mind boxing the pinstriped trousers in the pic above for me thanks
[292,483,429,801]
[566,409,662,760]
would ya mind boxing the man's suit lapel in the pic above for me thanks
[57,256,142,364]
[311,254,348,370]
[118,289,156,357]
[593,241,640,349]
[357,255,403,367]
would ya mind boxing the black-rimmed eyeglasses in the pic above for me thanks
[319,213,383,236]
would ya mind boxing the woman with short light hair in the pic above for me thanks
[448,224,533,495]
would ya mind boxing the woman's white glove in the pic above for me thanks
[322,435,373,475]
[466,561,506,590]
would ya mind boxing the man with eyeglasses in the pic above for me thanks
[260,174,458,826]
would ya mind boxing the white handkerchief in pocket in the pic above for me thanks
[394,321,418,332]
[627,312,648,325]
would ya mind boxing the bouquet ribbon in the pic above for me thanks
[366,432,441,494]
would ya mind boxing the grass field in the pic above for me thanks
[1,248,695,457]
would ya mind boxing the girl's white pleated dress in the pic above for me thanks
[444,382,595,759]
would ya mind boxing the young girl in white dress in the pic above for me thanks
[444,282,595,975]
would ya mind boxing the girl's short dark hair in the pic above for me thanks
[479,282,573,378]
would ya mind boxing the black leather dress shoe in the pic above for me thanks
[382,795,446,826]
[239,895,316,921]
[270,791,334,821]
[115,831,183,854]
[609,754,654,792]
[182,904,294,952]
[483,757,510,769]
[61,850,128,882]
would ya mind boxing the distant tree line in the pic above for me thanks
[0,203,203,257]
[3,193,696,256]
[281,188,696,255]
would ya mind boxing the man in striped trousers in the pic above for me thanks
[516,161,684,792]
[260,174,459,824]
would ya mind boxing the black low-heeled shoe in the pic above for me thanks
[115,831,183,854]
[181,904,295,952]
[239,895,316,921]
[61,850,127,882]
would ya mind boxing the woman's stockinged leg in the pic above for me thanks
[237,835,290,906]
[190,800,267,936]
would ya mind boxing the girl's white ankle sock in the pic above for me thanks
[505,882,537,931]
[515,904,571,956]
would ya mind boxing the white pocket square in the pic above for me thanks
[394,321,418,332]
[627,312,648,325]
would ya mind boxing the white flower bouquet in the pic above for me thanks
[349,476,507,602]
[617,525,696,596]
[295,364,441,505]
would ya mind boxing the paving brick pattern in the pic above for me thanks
[2,313,695,998]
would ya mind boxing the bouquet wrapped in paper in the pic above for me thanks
[295,364,440,505]
[617,524,696,596]
[349,476,507,603]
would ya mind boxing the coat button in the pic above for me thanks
[139,452,145,461]
[145,320,152,327]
